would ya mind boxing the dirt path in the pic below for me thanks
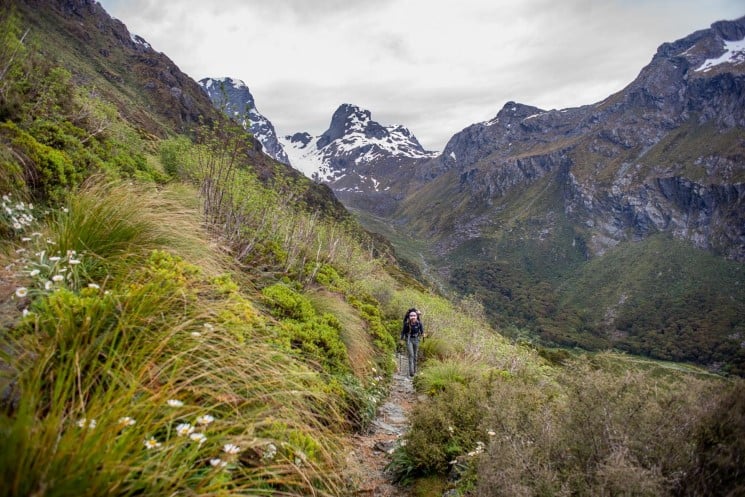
[346,353,416,496]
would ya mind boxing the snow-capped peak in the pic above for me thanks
[199,76,288,164]
[280,103,437,187]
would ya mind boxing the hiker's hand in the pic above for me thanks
[397,339,405,352]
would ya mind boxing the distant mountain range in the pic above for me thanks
[204,17,745,373]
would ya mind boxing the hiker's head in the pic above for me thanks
[408,311,418,322]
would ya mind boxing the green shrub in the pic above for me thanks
[1,121,82,202]
[159,135,193,178]
[262,283,315,321]
[474,358,719,497]
[395,381,490,476]
[682,380,745,497]
[313,263,343,289]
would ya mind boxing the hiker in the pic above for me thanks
[400,308,424,377]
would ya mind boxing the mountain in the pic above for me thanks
[199,77,290,165]
[3,3,745,496]
[9,0,222,138]
[430,16,745,261]
[343,17,745,374]
[279,104,437,214]
[3,0,353,222]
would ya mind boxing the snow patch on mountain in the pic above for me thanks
[281,103,437,185]
[279,133,338,181]
[199,77,289,165]
[696,36,745,72]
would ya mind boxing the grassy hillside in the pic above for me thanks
[1,4,744,497]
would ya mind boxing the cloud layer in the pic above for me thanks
[99,0,743,150]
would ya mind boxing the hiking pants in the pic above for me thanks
[406,337,420,376]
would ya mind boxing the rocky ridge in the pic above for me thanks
[416,16,745,261]
[32,0,222,136]
[199,77,290,164]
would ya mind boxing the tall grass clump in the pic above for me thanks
[0,183,354,496]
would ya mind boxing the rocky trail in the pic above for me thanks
[347,353,417,496]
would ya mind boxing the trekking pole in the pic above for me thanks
[398,345,403,374]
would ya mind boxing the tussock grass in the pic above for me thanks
[0,182,350,496]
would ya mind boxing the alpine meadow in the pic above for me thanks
[1,2,744,497]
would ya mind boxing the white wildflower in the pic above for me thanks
[29,269,40,277]
[144,437,161,449]
[15,287,28,298]
[196,414,214,426]
[263,442,277,461]
[189,432,207,445]
[118,416,136,426]
[167,399,184,407]
[190,331,201,338]
[210,458,227,467]
[222,443,240,454]
[176,423,194,437]
[88,283,100,289]
[52,274,64,282]
[44,281,53,290]
[77,418,97,429]
[68,259,81,265]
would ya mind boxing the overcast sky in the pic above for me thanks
[98,0,743,151]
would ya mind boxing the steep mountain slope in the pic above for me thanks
[421,16,745,261]
[4,3,745,496]
[10,0,220,137]
[358,17,745,373]
[7,0,353,223]
[199,77,289,164]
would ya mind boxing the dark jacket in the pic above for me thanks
[401,319,424,341]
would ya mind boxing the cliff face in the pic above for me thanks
[421,16,745,261]
[199,77,290,165]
